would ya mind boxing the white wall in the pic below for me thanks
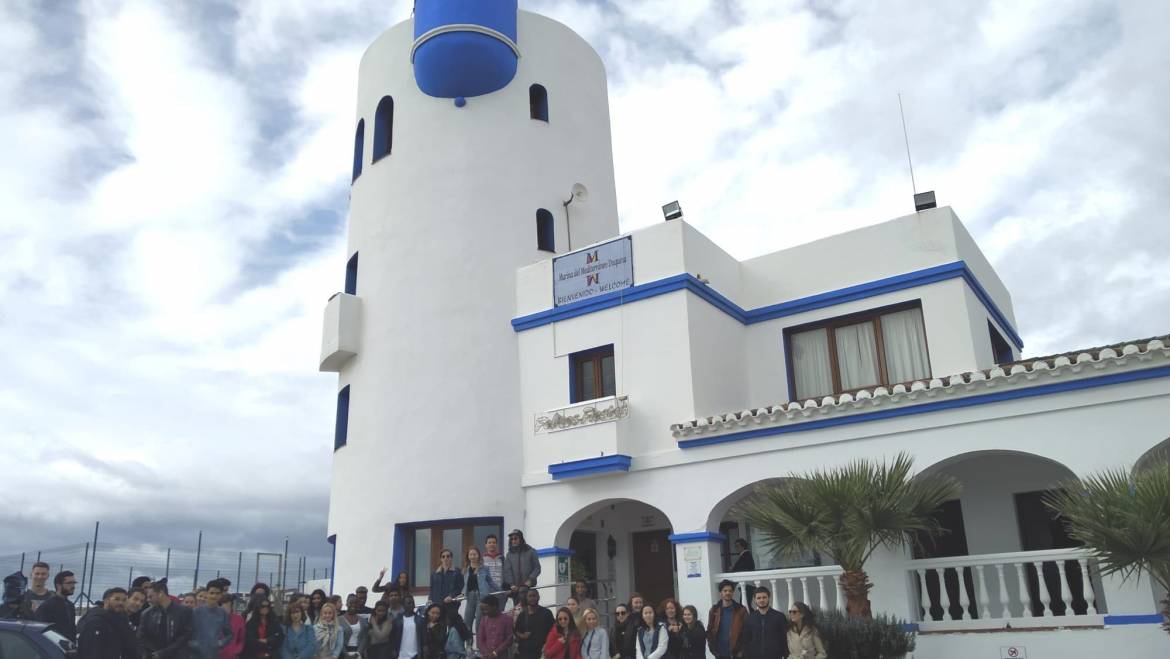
[913,624,1166,659]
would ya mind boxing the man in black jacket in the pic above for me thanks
[139,581,194,659]
[78,588,139,659]
[35,571,78,641]
[740,587,788,659]
[512,588,553,659]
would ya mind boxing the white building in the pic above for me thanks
[322,2,1169,657]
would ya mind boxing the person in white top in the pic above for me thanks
[399,607,421,659]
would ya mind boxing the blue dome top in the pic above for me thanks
[413,0,519,99]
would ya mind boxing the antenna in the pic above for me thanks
[898,92,917,196]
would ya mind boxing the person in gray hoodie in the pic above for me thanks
[502,530,540,610]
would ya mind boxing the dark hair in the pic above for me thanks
[423,603,444,621]
[554,607,579,636]
[131,576,152,589]
[628,592,643,607]
[395,571,410,587]
[717,579,736,592]
[754,586,771,598]
[283,602,305,625]
[251,582,271,595]
[790,601,816,629]
[734,539,748,549]
[210,578,230,591]
[482,595,499,610]
[150,581,169,595]
[220,594,236,609]
[485,534,498,542]
[129,587,146,599]
[102,587,127,601]
[31,562,50,572]
[681,605,700,627]
[53,571,74,588]
[637,604,658,628]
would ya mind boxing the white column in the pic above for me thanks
[536,549,571,609]
[671,534,724,617]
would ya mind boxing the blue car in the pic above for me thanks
[0,619,74,658]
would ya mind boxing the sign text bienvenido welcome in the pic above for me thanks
[552,236,633,306]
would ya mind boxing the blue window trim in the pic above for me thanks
[511,261,1024,350]
[535,547,574,557]
[678,364,1170,449]
[548,454,631,480]
[352,120,364,183]
[390,516,506,586]
[373,96,394,162]
[327,534,337,595]
[345,252,359,296]
[334,385,351,451]
[1104,614,1165,625]
[667,532,727,544]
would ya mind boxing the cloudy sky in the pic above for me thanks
[2,0,1167,567]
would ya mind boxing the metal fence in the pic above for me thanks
[0,530,330,606]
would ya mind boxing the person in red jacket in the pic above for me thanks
[219,596,246,659]
[543,607,582,659]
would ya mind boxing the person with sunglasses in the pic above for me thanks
[543,607,582,659]
[608,604,631,659]
[740,587,787,659]
[784,603,825,659]
[243,595,285,659]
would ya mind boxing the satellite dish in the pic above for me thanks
[571,183,589,203]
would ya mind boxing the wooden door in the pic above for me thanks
[632,530,675,608]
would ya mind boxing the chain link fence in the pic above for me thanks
[0,535,330,606]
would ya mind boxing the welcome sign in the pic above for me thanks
[553,236,633,306]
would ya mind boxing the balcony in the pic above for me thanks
[319,292,361,372]
[907,548,1104,631]
[535,396,630,478]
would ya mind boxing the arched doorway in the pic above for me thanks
[707,478,821,576]
[555,499,676,618]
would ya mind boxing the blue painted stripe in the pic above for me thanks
[548,454,632,480]
[1104,614,1165,625]
[512,261,1024,349]
[678,364,1170,449]
[536,547,575,557]
[900,623,920,633]
[668,532,727,544]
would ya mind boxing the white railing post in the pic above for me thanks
[994,563,1010,618]
[786,578,795,611]
[816,575,827,610]
[737,581,746,603]
[1033,561,1052,617]
[940,569,957,620]
[1016,563,1034,617]
[915,569,931,621]
[799,577,809,606]
[1077,558,1097,614]
[975,565,991,619]
[1055,560,1073,615]
[711,565,845,615]
[956,568,971,620]
[835,577,845,612]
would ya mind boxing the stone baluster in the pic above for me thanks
[994,563,1011,618]
[1077,558,1097,614]
[975,565,991,619]
[1016,563,1034,617]
[1055,561,1073,615]
[1033,562,1052,617]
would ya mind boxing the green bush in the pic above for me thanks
[814,608,916,659]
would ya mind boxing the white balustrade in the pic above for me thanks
[715,565,845,612]
[906,548,1103,631]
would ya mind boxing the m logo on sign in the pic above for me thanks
[586,273,600,285]
[585,250,599,264]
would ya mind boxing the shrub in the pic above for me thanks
[815,608,916,659]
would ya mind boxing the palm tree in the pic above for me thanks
[1044,453,1170,635]
[734,453,960,618]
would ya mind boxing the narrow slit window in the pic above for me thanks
[536,209,555,252]
[344,252,359,295]
[373,96,394,161]
[529,84,548,122]
[352,119,364,182]
[334,385,351,451]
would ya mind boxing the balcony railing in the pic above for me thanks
[907,548,1103,630]
[714,565,845,612]
[534,395,629,434]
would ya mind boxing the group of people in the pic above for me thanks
[0,530,825,659]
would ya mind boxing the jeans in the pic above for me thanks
[463,589,482,641]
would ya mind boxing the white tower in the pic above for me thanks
[320,2,619,597]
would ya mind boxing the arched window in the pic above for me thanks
[352,119,364,183]
[536,209,555,252]
[529,84,548,122]
[373,96,394,162]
